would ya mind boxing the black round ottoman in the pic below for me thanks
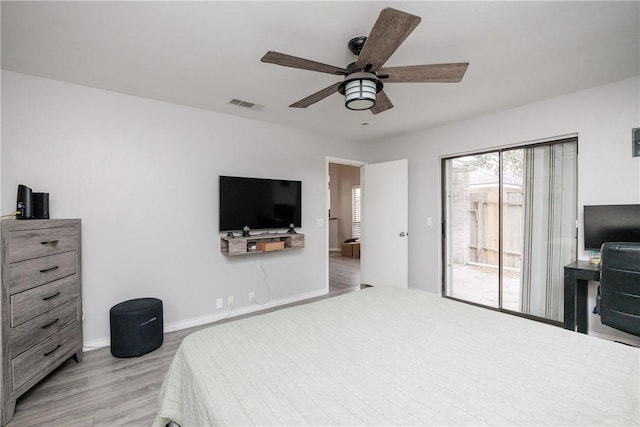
[110,297,163,358]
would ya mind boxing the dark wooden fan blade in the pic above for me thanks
[261,51,348,75]
[290,82,342,108]
[378,63,469,83]
[356,8,421,72]
[370,90,393,115]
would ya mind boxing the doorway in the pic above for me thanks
[328,161,362,295]
[326,157,409,292]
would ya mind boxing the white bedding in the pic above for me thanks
[153,287,639,426]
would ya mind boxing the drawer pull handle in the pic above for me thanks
[40,240,59,246]
[41,318,60,329]
[39,266,59,274]
[42,292,61,301]
[43,344,61,357]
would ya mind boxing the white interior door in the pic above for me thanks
[361,159,409,288]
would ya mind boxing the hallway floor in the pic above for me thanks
[329,251,361,296]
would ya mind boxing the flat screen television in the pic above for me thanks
[583,204,640,250]
[219,175,302,232]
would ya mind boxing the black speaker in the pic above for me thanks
[16,184,33,219]
[110,298,163,358]
[33,192,50,219]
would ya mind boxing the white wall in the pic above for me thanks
[1,71,365,345]
[367,76,640,343]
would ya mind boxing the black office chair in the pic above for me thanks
[595,242,640,336]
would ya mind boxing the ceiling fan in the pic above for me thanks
[260,7,469,114]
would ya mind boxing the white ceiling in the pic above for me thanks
[2,1,639,142]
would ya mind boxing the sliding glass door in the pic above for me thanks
[442,138,577,322]
[443,153,500,308]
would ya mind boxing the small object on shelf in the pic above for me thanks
[33,192,50,219]
[257,241,285,252]
[226,231,235,238]
[16,184,33,219]
[247,241,257,251]
[286,223,297,234]
[242,226,250,237]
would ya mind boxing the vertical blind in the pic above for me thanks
[352,186,361,238]
[520,141,577,321]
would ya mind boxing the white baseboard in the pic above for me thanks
[83,337,111,351]
[83,288,328,352]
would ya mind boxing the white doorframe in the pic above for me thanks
[325,157,367,293]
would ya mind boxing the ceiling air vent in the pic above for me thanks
[229,98,264,111]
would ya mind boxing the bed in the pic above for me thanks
[153,286,639,426]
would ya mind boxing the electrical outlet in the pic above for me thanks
[249,291,255,302]
[227,296,234,308]
[216,298,223,309]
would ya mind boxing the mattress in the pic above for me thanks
[153,286,639,426]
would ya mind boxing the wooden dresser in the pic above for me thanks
[0,219,82,425]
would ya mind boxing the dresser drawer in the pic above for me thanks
[12,322,80,391]
[7,226,79,263]
[10,275,79,327]
[7,251,77,294]
[10,298,79,358]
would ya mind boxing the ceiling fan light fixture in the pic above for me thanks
[344,79,377,110]
[338,72,383,111]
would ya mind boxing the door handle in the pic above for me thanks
[399,232,406,237]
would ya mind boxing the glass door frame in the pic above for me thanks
[440,137,578,326]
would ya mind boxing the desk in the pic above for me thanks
[563,261,600,333]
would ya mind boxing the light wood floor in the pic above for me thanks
[7,253,360,427]
[328,250,361,295]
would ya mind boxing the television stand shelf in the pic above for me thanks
[220,233,304,256]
